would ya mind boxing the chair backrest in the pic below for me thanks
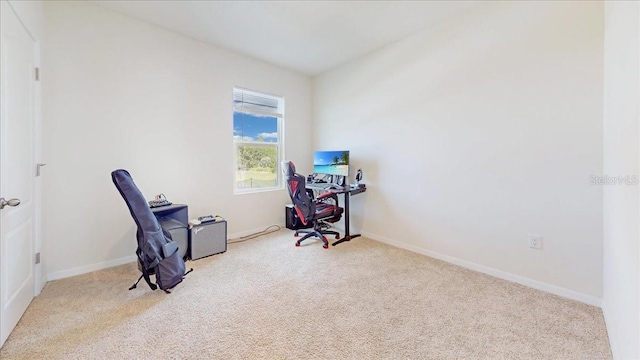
[282,161,315,225]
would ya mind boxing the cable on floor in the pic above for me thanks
[227,224,282,244]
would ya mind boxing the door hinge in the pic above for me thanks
[35,252,41,264]
[35,67,40,81]
[36,163,46,177]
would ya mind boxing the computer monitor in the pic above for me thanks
[313,150,349,177]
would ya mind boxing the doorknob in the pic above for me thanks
[0,198,20,209]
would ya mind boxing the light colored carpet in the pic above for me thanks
[0,230,611,359]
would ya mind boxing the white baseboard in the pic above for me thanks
[46,255,137,282]
[44,224,285,282]
[362,231,603,308]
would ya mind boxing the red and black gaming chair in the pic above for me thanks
[282,161,344,249]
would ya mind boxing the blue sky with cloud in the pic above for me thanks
[233,112,278,142]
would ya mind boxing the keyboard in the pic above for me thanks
[148,199,172,208]
[307,183,343,191]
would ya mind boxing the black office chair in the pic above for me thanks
[282,161,343,249]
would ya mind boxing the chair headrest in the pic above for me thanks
[282,161,296,178]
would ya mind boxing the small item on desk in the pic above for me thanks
[148,193,171,208]
[189,218,202,227]
[355,169,363,184]
[198,215,216,223]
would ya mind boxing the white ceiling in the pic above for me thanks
[93,1,479,76]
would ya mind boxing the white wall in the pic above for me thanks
[6,0,43,40]
[313,2,604,302]
[42,1,312,279]
[602,2,640,359]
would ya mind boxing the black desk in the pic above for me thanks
[306,184,366,246]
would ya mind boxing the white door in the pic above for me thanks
[0,0,37,348]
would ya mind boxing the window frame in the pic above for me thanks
[233,87,284,194]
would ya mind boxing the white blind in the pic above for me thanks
[233,88,282,115]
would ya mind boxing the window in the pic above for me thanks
[233,88,284,193]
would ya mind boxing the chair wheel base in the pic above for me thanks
[291,222,339,249]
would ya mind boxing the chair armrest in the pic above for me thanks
[315,191,339,207]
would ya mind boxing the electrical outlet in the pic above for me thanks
[529,234,543,250]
